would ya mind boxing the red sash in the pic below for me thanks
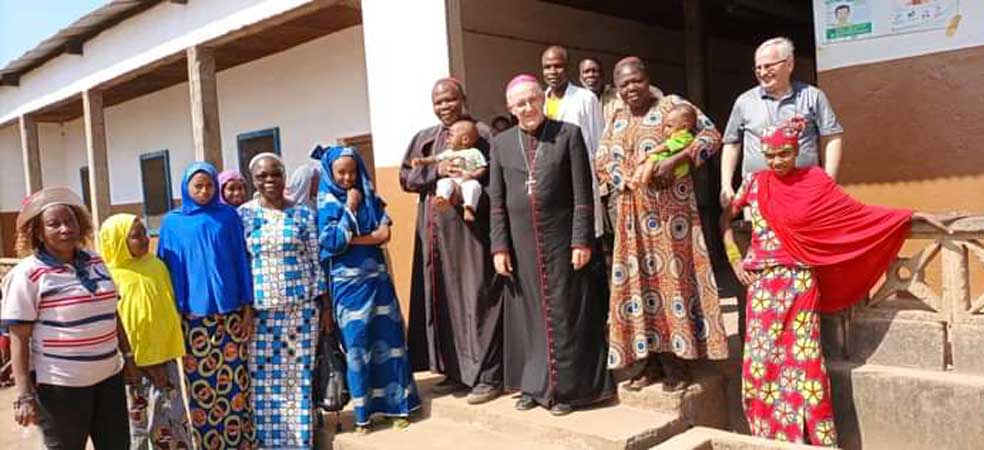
[756,167,912,312]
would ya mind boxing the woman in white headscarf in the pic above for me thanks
[286,162,321,211]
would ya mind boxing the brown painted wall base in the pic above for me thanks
[818,45,984,213]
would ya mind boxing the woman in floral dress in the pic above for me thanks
[721,118,932,445]
[595,58,728,391]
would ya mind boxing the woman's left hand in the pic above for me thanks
[122,357,141,385]
[320,308,335,333]
[650,160,675,189]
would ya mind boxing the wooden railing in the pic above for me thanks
[865,215,984,321]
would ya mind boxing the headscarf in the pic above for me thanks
[217,169,246,205]
[286,162,320,208]
[248,152,284,173]
[19,187,105,293]
[314,145,386,261]
[761,116,807,150]
[157,162,253,315]
[98,214,185,366]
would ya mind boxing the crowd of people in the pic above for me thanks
[0,36,941,449]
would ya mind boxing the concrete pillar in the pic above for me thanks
[683,0,707,108]
[83,89,112,228]
[361,0,453,168]
[360,0,456,311]
[19,114,42,194]
[187,45,223,169]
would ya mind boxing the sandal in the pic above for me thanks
[391,418,411,430]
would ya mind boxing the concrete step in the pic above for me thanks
[426,385,687,449]
[332,417,569,450]
[653,426,833,449]
[828,360,984,450]
[616,367,729,429]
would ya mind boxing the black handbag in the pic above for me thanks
[314,331,350,412]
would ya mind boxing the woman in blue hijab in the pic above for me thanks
[157,161,256,448]
[316,145,420,434]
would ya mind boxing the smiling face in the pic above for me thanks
[251,157,286,204]
[331,156,358,190]
[754,45,793,94]
[188,172,215,206]
[614,64,652,112]
[127,218,150,259]
[432,81,464,127]
[38,205,81,256]
[578,59,603,93]
[222,179,247,207]
[506,82,546,132]
[541,47,569,90]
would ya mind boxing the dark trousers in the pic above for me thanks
[36,371,129,450]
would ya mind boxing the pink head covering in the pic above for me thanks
[216,169,246,205]
[506,74,540,93]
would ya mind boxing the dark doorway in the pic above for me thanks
[237,127,281,196]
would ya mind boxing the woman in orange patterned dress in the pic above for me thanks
[596,58,729,391]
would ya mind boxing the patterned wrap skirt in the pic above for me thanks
[182,309,256,449]
[249,301,319,449]
[741,266,838,446]
[126,360,193,449]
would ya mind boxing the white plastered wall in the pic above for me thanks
[0,26,370,211]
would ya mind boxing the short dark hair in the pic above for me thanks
[835,5,850,13]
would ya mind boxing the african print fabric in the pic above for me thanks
[183,310,255,449]
[126,360,193,449]
[596,96,728,369]
[250,302,319,449]
[734,175,838,447]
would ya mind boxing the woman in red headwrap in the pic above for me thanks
[721,118,941,446]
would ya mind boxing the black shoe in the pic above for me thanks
[432,377,466,395]
[514,394,536,411]
[466,383,501,405]
[549,403,573,416]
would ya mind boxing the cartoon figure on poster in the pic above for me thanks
[824,1,874,42]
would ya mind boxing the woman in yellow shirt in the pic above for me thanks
[99,213,191,449]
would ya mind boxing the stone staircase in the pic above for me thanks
[819,216,984,450]
[329,370,729,450]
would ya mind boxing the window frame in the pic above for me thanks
[138,150,174,235]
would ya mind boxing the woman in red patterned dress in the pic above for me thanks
[721,118,941,445]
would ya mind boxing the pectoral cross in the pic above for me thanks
[525,176,536,196]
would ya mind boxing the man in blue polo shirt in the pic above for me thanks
[720,36,844,207]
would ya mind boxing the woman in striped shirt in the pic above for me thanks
[1,186,137,450]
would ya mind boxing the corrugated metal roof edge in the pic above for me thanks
[0,0,163,85]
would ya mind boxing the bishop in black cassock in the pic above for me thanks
[488,75,614,415]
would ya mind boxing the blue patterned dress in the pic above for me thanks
[316,145,420,427]
[240,200,326,449]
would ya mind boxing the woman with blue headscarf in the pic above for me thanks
[157,162,256,448]
[316,145,420,434]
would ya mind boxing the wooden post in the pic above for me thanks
[684,0,707,108]
[83,89,112,228]
[19,115,42,194]
[187,45,223,169]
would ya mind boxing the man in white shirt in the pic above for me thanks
[541,45,605,238]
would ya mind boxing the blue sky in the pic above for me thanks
[0,0,107,68]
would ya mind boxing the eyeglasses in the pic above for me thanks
[755,58,788,72]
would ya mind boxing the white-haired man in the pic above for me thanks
[487,74,614,416]
[720,37,844,207]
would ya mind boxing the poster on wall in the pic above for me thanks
[892,0,960,32]
[824,0,875,41]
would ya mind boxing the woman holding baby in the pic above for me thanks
[595,57,729,391]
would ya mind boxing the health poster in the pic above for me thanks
[824,1,875,42]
